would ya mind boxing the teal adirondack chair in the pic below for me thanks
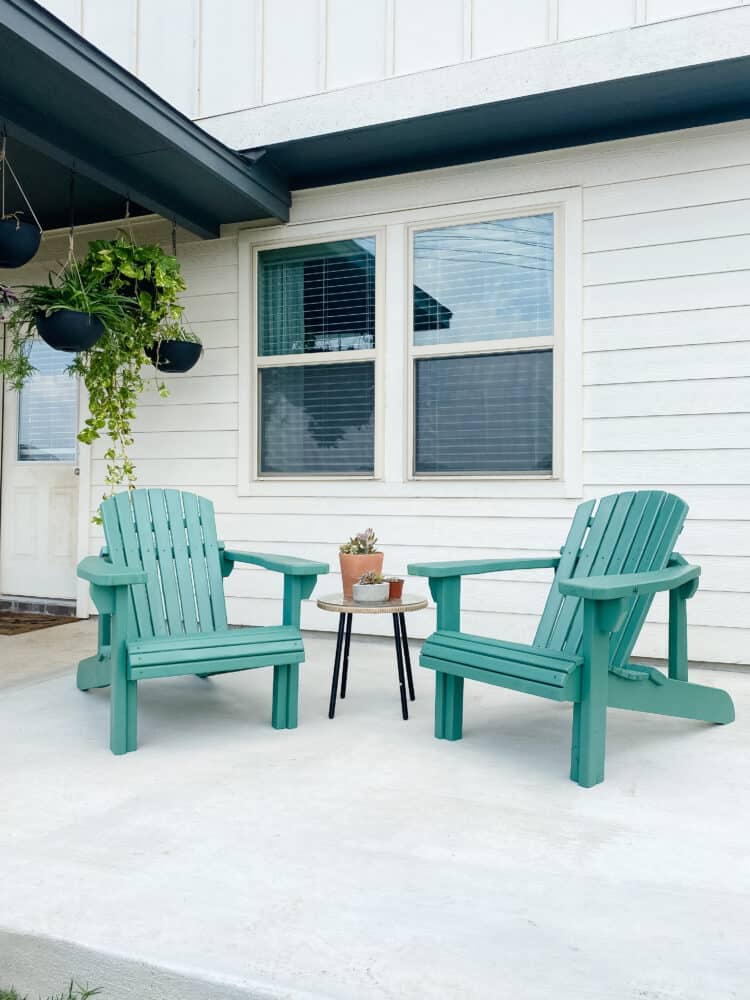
[408,491,734,787]
[76,489,328,754]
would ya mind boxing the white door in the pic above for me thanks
[0,339,79,599]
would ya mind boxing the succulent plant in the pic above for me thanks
[357,570,384,585]
[340,528,379,555]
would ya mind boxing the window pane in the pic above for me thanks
[17,341,77,462]
[415,350,553,474]
[413,213,554,347]
[260,362,375,475]
[259,237,376,356]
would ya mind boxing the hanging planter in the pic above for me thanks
[145,335,202,373]
[36,309,105,353]
[0,262,131,387]
[0,131,43,269]
[1,219,194,507]
[0,216,42,270]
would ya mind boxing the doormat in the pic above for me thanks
[0,611,80,636]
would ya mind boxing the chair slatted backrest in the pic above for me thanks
[534,491,688,669]
[100,489,228,639]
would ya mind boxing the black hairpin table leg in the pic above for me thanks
[340,613,353,698]
[392,613,409,720]
[399,612,416,702]
[328,613,346,719]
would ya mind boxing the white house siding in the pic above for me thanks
[72,120,750,665]
[35,0,750,120]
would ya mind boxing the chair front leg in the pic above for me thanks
[108,586,137,755]
[282,573,319,629]
[571,597,627,787]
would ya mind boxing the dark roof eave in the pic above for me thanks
[0,0,290,235]
[256,55,750,191]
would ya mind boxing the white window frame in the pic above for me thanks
[406,203,564,481]
[237,185,581,499]
[241,226,386,484]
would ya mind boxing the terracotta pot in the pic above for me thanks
[388,578,404,601]
[339,552,383,598]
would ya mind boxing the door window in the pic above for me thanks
[17,341,78,462]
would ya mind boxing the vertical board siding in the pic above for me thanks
[646,1,739,21]
[326,0,388,89]
[199,0,259,117]
[34,1,750,124]
[137,0,198,116]
[393,0,465,74]
[78,127,750,665]
[82,0,137,71]
[557,0,635,39]
[261,0,322,103]
[42,0,80,29]
[471,0,549,58]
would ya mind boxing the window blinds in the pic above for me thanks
[259,237,376,356]
[17,341,77,462]
[414,350,553,474]
[260,362,375,475]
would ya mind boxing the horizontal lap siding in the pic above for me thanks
[580,137,750,663]
[87,126,750,664]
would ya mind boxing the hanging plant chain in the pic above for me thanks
[0,128,43,232]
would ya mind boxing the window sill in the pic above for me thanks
[237,475,581,499]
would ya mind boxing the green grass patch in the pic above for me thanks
[0,985,101,1000]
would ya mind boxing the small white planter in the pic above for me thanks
[352,582,390,603]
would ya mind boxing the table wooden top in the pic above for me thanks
[317,593,428,615]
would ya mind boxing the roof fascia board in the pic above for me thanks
[0,93,220,239]
[1,0,290,223]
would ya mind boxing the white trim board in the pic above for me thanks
[237,185,583,499]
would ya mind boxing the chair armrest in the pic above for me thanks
[559,563,700,601]
[77,556,147,587]
[407,556,560,579]
[222,549,329,577]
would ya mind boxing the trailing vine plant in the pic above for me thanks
[69,234,189,496]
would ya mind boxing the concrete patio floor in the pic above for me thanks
[1,619,747,1000]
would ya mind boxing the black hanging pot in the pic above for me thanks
[35,309,105,353]
[0,218,42,269]
[145,339,202,373]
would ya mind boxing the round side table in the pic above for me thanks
[317,594,428,720]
